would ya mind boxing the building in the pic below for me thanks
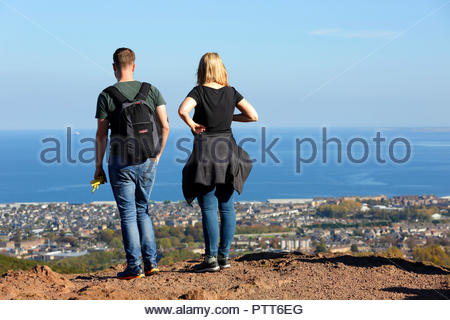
[267,198,313,204]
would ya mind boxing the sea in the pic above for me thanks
[0,127,449,203]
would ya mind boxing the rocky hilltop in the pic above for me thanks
[0,252,448,300]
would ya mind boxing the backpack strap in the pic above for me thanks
[135,82,152,101]
[103,86,128,105]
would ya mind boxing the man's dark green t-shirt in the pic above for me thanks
[95,80,166,121]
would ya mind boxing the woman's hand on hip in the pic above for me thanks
[190,122,206,135]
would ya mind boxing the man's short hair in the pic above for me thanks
[113,48,135,69]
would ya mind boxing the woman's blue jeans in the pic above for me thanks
[108,157,158,271]
[197,184,236,257]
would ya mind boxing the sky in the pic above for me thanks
[1,0,450,130]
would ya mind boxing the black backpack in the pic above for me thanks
[103,82,162,164]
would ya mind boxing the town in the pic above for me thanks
[0,194,448,265]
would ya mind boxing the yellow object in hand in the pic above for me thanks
[90,176,106,193]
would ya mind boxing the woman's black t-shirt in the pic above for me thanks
[187,85,244,133]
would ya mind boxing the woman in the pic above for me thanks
[178,52,258,273]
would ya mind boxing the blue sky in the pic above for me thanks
[1,0,449,129]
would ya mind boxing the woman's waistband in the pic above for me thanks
[201,128,232,135]
[194,129,232,139]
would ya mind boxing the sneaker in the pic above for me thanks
[193,256,220,273]
[117,267,144,280]
[144,265,159,276]
[218,254,230,269]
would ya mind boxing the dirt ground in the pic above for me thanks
[0,252,449,300]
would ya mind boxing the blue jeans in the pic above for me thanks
[108,157,158,271]
[197,184,236,257]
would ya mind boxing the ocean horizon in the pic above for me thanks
[1,126,449,204]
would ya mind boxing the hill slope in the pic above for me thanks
[0,252,449,300]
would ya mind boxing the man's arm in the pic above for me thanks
[156,105,169,163]
[94,118,109,182]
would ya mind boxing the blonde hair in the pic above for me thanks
[196,52,229,86]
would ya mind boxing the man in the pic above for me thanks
[94,48,169,280]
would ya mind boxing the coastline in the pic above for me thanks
[1,193,450,205]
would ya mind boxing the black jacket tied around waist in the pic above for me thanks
[182,131,253,204]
